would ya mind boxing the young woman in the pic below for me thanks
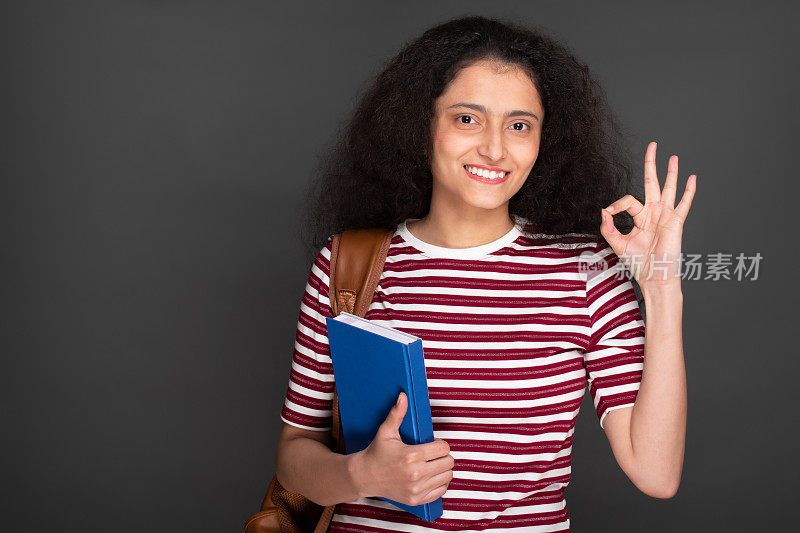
[275,15,694,532]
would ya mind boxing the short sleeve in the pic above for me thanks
[581,242,645,430]
[279,236,336,431]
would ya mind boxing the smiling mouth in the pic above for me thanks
[463,165,510,184]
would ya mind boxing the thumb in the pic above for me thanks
[381,392,407,435]
[600,208,625,254]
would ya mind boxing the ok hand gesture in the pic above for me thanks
[600,142,697,290]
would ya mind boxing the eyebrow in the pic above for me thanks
[446,102,540,121]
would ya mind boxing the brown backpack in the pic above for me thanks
[243,227,395,533]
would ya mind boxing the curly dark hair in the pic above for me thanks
[298,14,638,265]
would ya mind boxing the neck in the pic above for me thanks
[406,203,516,249]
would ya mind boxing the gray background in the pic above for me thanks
[2,1,797,531]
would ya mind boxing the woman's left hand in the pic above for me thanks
[600,141,697,290]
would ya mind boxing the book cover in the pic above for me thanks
[325,312,443,522]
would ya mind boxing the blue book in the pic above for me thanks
[325,312,443,522]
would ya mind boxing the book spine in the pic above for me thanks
[406,339,433,445]
[401,343,420,443]
[406,339,443,521]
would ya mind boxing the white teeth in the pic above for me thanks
[466,165,506,179]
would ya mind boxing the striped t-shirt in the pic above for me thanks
[280,214,645,532]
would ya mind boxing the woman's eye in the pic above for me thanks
[458,115,476,125]
[510,122,530,131]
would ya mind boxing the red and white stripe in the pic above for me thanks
[280,218,645,532]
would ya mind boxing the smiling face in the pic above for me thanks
[428,59,544,215]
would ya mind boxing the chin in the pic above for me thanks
[461,193,510,211]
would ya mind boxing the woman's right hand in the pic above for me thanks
[352,392,454,506]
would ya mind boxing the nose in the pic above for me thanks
[476,123,506,161]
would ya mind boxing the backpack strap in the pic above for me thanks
[312,227,393,533]
[328,228,394,317]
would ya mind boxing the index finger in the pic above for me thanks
[644,141,661,204]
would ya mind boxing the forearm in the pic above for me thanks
[275,437,366,507]
[629,284,687,495]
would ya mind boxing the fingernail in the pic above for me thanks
[606,206,614,213]
[396,393,402,405]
